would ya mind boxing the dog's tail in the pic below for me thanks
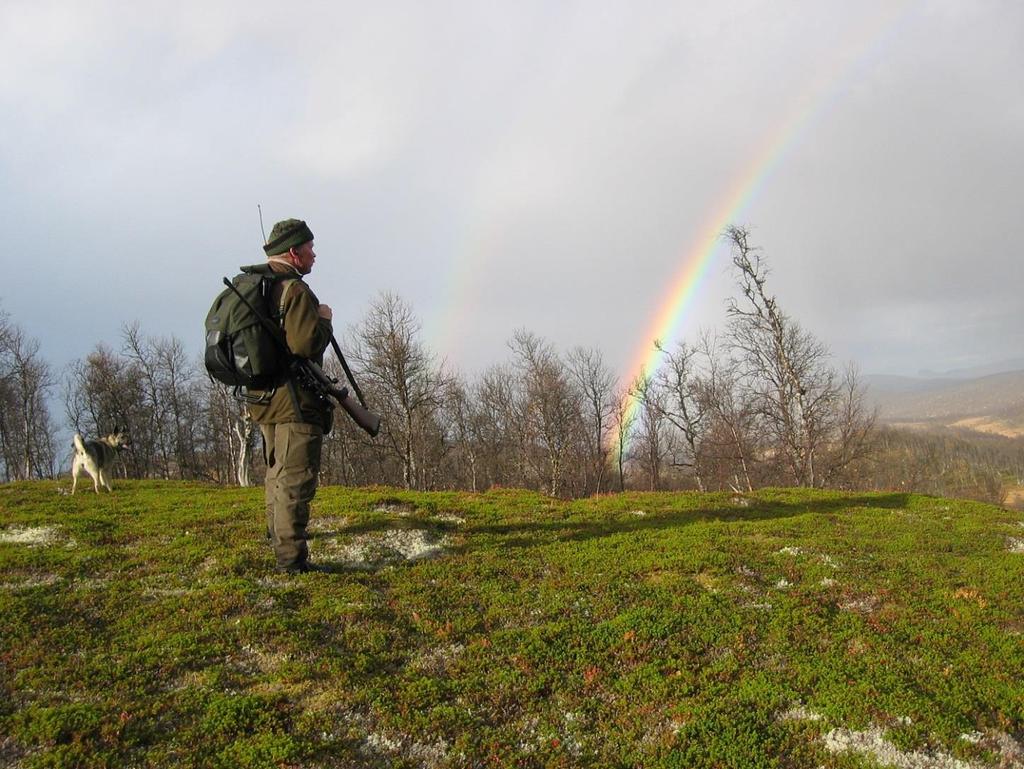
[72,433,86,455]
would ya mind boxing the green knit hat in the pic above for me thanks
[264,219,314,256]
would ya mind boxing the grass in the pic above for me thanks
[1,481,1022,768]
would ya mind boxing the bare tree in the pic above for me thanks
[349,292,447,490]
[509,330,582,497]
[860,426,1010,506]
[122,323,172,478]
[631,373,673,491]
[610,387,637,492]
[122,325,205,480]
[695,330,757,492]
[154,335,200,479]
[632,340,708,491]
[567,346,617,494]
[200,378,257,486]
[32,275,883,495]
[440,375,479,491]
[474,364,520,488]
[817,362,877,488]
[64,345,148,478]
[0,313,57,480]
[724,226,873,487]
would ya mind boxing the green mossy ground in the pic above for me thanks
[1,482,1022,768]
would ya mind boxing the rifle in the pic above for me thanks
[291,354,380,437]
[221,277,381,437]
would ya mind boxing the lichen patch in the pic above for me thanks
[823,725,987,769]
[323,529,450,570]
[0,526,63,547]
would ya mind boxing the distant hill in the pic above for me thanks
[864,370,1024,437]
[915,356,1024,380]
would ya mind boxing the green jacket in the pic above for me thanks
[244,262,334,431]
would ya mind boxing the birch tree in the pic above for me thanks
[610,388,637,492]
[0,314,57,480]
[632,373,673,491]
[695,331,757,492]
[567,346,617,494]
[64,345,147,478]
[474,364,520,488]
[724,225,873,487]
[632,340,709,491]
[349,292,446,490]
[509,330,581,497]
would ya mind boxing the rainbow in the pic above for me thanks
[616,1,918,442]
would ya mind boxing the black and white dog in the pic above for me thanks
[71,430,130,494]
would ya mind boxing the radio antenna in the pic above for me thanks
[257,204,267,244]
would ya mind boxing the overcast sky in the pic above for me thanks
[2,0,1021,386]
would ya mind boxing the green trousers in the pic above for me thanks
[260,422,324,569]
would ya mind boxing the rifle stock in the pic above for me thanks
[299,360,381,437]
[337,391,381,437]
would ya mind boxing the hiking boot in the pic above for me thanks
[301,562,332,574]
[276,561,331,575]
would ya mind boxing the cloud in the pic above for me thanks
[0,0,1021,382]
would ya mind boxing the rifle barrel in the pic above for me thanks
[329,336,369,408]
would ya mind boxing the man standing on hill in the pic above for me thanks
[245,218,334,574]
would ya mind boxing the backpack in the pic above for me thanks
[204,268,293,389]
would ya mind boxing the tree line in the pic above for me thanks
[1,229,1017,505]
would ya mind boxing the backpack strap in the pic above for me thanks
[271,277,305,418]
[276,278,299,323]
